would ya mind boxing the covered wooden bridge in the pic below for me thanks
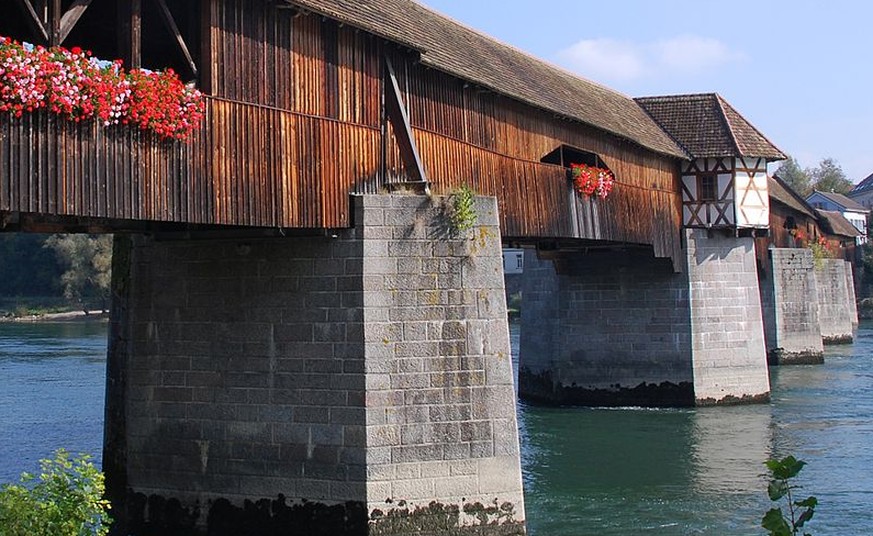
[2,0,686,265]
[0,2,786,535]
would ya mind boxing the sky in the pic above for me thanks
[420,0,873,183]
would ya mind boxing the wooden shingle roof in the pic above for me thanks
[635,93,786,161]
[769,175,816,218]
[285,0,687,158]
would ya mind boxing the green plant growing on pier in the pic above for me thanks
[762,455,817,536]
[0,449,112,536]
[807,237,838,269]
[450,185,477,234]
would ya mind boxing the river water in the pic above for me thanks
[1,321,872,534]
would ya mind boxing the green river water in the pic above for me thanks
[1,321,872,534]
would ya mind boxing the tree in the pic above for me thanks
[809,157,853,194]
[775,156,812,196]
[43,234,113,312]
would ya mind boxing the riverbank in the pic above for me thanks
[0,310,108,323]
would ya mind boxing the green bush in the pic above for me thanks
[0,449,112,536]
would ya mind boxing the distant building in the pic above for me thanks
[805,190,869,245]
[848,172,873,210]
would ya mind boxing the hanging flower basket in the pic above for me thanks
[570,163,614,199]
[0,36,203,140]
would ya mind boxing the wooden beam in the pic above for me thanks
[58,0,93,45]
[154,0,198,78]
[50,0,61,45]
[13,0,49,43]
[199,0,213,93]
[118,0,142,69]
[384,57,427,184]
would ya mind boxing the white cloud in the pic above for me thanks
[557,34,744,83]
[653,35,743,72]
[558,39,646,81]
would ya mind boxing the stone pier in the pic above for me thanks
[104,195,525,535]
[816,258,857,345]
[759,248,823,365]
[519,229,770,407]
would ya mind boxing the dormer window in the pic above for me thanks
[541,145,605,169]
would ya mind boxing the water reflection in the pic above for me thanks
[689,405,773,494]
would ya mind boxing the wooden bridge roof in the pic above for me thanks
[769,175,816,218]
[635,93,786,161]
[285,0,686,159]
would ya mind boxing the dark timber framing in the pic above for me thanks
[384,57,428,186]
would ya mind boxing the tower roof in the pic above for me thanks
[635,93,785,160]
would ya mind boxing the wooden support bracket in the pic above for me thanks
[384,56,428,186]
[154,0,199,78]
[13,0,49,43]
[58,0,93,45]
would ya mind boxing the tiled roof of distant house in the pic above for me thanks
[285,0,686,158]
[635,93,786,160]
[809,190,869,213]
[850,172,873,195]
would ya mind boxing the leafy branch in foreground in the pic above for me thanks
[0,449,112,536]
[762,455,817,536]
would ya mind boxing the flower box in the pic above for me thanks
[570,163,615,199]
[0,36,203,140]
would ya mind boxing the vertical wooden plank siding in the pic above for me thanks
[0,100,382,229]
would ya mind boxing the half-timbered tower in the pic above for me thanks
[636,93,785,231]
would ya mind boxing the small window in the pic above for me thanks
[698,174,718,202]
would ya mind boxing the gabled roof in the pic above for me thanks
[816,210,861,238]
[850,172,873,196]
[769,175,816,218]
[807,190,870,213]
[634,93,786,161]
[285,0,686,158]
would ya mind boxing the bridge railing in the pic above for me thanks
[0,97,382,229]
[0,97,681,264]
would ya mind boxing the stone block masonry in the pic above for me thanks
[519,249,694,407]
[759,248,823,365]
[685,229,770,405]
[518,229,771,407]
[816,258,856,344]
[105,194,525,535]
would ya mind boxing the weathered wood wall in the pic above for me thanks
[1,2,684,263]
